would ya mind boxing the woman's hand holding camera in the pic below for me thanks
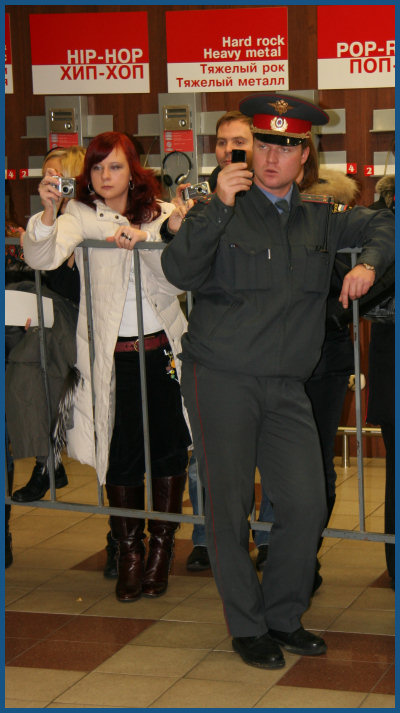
[38,168,63,225]
[167,184,194,235]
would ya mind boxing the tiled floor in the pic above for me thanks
[5,455,395,708]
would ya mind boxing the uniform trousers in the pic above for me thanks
[181,361,327,637]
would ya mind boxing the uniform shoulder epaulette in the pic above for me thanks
[300,193,352,212]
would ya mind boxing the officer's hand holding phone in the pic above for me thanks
[216,149,253,206]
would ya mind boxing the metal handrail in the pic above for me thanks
[5,239,393,544]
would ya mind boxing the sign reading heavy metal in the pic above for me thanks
[29,12,150,94]
[5,14,13,94]
[166,7,288,93]
[317,5,395,89]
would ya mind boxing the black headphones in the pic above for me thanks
[162,150,192,187]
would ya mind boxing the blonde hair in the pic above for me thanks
[42,145,86,178]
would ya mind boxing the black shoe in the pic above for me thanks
[104,530,118,579]
[255,544,269,571]
[268,627,327,656]
[186,545,211,571]
[232,633,285,669]
[11,462,68,503]
[5,532,13,568]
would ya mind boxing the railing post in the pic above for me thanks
[342,431,349,468]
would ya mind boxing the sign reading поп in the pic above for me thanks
[166,7,288,93]
[318,5,395,89]
[29,12,150,94]
[5,14,13,94]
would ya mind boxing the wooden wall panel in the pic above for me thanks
[6,4,394,222]
[5,5,392,456]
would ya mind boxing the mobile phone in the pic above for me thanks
[231,149,247,197]
[231,149,246,163]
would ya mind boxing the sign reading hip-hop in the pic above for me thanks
[29,12,150,94]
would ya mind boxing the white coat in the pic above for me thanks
[24,199,189,484]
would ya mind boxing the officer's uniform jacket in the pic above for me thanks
[162,183,394,381]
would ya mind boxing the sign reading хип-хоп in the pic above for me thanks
[166,7,288,93]
[29,12,150,94]
[317,5,395,89]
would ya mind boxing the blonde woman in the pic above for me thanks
[8,146,85,502]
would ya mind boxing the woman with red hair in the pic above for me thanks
[24,132,191,602]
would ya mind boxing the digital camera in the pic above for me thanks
[183,181,211,202]
[57,177,76,197]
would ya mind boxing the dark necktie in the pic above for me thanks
[275,199,290,229]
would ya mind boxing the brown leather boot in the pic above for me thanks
[142,472,187,598]
[106,484,146,602]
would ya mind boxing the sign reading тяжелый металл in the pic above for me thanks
[29,12,150,94]
[166,7,288,93]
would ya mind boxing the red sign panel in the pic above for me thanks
[5,13,13,94]
[166,7,288,93]
[364,165,375,176]
[49,133,79,150]
[164,131,194,153]
[318,5,395,88]
[29,12,150,94]
[346,163,358,175]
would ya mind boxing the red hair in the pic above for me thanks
[76,132,161,224]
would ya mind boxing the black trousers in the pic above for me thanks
[106,338,191,487]
[181,361,327,637]
[381,422,395,580]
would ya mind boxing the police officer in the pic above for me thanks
[161,94,394,669]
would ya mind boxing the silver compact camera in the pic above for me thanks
[183,181,211,202]
[56,177,76,197]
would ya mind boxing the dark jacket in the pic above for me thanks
[162,182,394,380]
[365,196,395,426]
[5,281,79,459]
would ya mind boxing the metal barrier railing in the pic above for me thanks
[5,239,394,545]
[338,425,382,468]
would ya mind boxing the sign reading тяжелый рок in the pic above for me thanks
[29,12,150,94]
[166,6,288,93]
[317,5,395,89]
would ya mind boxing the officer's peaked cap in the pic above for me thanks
[239,93,329,146]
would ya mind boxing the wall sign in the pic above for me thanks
[29,12,150,94]
[5,14,14,94]
[166,7,288,93]
[164,131,194,153]
[318,5,395,89]
[49,133,79,150]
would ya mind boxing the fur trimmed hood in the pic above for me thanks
[306,169,360,205]
[375,175,395,208]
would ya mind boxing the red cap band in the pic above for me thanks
[253,113,312,135]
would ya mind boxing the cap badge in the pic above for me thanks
[269,99,293,115]
[270,116,288,133]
